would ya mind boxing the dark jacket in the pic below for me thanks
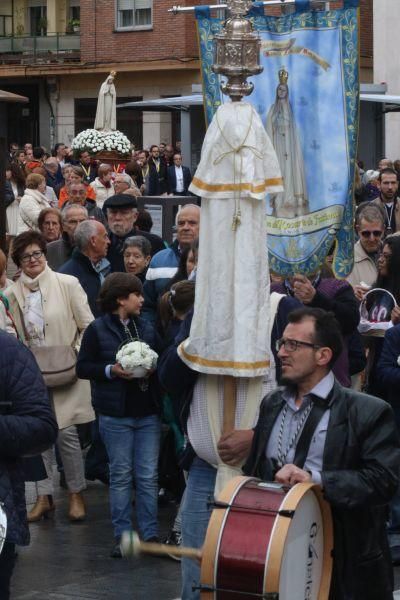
[148,158,168,196]
[46,233,73,271]
[243,381,400,600]
[107,228,165,273]
[76,313,161,418]
[0,332,58,545]
[376,324,400,408]
[58,249,107,317]
[4,181,15,208]
[167,165,192,195]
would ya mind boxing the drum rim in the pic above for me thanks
[200,475,256,598]
[263,482,333,598]
[0,502,7,555]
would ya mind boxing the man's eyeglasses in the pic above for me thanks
[359,230,383,239]
[276,338,320,352]
[20,250,43,264]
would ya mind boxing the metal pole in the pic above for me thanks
[169,0,300,13]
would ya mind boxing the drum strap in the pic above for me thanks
[293,398,327,470]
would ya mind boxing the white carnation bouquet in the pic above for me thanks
[71,129,132,156]
[116,340,158,378]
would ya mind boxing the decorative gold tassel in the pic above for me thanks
[232,209,241,231]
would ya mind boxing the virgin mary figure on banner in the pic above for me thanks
[266,68,309,218]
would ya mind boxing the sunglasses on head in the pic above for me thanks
[359,230,383,238]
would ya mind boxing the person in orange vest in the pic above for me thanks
[58,165,97,208]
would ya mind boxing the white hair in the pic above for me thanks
[175,204,200,226]
[73,220,101,250]
[61,204,88,222]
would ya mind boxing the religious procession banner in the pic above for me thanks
[195,0,359,277]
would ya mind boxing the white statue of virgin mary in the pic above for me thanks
[266,68,309,218]
[94,71,117,131]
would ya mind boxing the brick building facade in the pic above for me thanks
[0,0,374,155]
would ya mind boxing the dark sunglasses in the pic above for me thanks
[359,230,383,239]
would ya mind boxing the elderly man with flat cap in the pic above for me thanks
[103,194,164,272]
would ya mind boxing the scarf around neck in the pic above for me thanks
[20,264,51,292]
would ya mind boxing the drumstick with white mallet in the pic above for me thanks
[121,531,202,561]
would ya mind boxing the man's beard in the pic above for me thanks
[110,223,134,236]
[279,375,297,387]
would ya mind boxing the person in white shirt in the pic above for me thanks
[167,153,192,196]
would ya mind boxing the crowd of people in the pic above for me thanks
[1,144,400,599]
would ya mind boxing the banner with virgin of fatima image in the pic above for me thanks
[195,0,359,277]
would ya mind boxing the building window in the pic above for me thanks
[116,0,152,30]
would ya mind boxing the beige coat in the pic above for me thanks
[346,240,378,288]
[5,268,95,429]
[18,188,51,234]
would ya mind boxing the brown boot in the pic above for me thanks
[27,495,55,522]
[68,492,86,522]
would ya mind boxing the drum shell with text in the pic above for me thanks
[200,476,333,600]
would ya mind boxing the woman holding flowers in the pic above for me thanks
[76,272,161,558]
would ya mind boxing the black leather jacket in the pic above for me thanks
[244,380,400,600]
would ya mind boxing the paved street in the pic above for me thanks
[11,480,400,599]
[13,482,181,600]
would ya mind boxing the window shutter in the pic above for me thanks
[117,0,135,10]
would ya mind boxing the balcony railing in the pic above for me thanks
[0,33,80,65]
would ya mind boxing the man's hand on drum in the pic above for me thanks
[274,464,312,486]
[217,430,254,466]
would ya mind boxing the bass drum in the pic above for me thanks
[0,502,7,554]
[201,476,333,600]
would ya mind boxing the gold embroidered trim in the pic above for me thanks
[191,177,283,193]
[179,344,270,369]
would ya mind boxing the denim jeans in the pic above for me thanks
[181,457,216,600]
[99,413,161,540]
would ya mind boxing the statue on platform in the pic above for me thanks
[94,71,117,131]
[266,68,309,218]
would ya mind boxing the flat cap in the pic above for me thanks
[103,193,138,213]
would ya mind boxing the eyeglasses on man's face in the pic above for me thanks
[276,338,320,353]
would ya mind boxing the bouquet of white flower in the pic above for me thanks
[71,129,132,156]
[116,340,158,378]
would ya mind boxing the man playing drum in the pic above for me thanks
[244,307,400,600]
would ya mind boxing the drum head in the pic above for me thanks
[264,484,332,600]
[0,503,7,554]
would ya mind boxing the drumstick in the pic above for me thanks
[121,531,202,561]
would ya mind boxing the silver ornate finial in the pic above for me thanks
[212,0,263,102]
[227,0,254,16]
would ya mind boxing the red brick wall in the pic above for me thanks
[80,0,209,64]
[80,0,372,66]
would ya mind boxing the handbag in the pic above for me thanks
[31,345,77,388]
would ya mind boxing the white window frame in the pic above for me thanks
[115,0,153,32]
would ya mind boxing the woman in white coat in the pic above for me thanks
[18,173,51,234]
[5,230,95,522]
